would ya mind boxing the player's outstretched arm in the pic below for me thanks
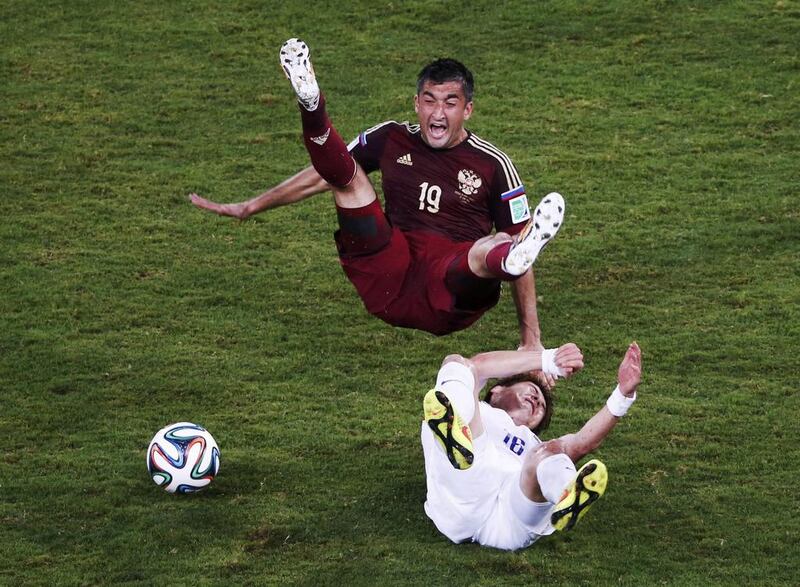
[557,342,642,463]
[467,343,583,391]
[189,165,330,220]
[438,344,582,440]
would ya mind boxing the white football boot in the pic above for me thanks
[503,192,565,275]
[279,38,320,111]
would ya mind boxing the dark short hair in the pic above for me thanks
[416,58,474,102]
[483,372,554,434]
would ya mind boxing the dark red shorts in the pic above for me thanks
[334,216,501,336]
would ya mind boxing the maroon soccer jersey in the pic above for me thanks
[349,121,531,243]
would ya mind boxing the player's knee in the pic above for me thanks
[525,439,566,469]
[471,233,512,262]
[441,354,469,367]
[332,164,375,206]
[472,234,495,248]
[474,232,512,253]
[467,238,497,273]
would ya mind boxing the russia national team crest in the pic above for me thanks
[457,169,482,196]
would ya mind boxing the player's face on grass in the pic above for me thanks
[414,80,473,150]
[488,381,547,430]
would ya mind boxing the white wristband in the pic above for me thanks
[606,385,636,417]
[540,348,566,378]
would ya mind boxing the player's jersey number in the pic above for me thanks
[503,433,526,456]
[418,182,441,214]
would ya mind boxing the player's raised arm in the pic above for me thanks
[557,342,642,463]
[189,165,330,220]
[465,343,584,391]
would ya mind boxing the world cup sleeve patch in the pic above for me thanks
[508,195,531,224]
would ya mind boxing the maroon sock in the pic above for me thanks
[299,93,356,188]
[484,241,520,281]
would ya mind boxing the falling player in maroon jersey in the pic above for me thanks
[190,39,564,385]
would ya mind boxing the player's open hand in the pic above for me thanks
[555,342,584,378]
[189,193,250,220]
[617,342,642,397]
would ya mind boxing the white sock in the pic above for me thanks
[444,384,475,424]
[436,362,477,424]
[536,453,576,504]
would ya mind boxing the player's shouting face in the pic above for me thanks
[414,80,473,150]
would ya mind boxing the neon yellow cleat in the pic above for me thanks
[551,459,608,531]
[423,389,474,470]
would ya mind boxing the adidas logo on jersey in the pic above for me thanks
[396,153,413,166]
[310,128,331,145]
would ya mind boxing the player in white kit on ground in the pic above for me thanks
[421,341,642,550]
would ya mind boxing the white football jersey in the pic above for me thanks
[421,362,545,546]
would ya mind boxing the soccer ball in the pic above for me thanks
[147,422,220,493]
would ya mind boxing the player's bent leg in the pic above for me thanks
[551,459,608,532]
[503,192,565,276]
[467,233,514,279]
[280,38,357,189]
[423,389,474,470]
[441,243,503,316]
[508,474,559,534]
[297,92,357,189]
[516,443,607,533]
[519,442,576,503]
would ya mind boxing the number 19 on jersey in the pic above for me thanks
[418,182,441,214]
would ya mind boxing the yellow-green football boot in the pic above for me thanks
[423,389,474,470]
[551,459,608,531]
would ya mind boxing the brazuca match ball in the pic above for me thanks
[147,422,220,493]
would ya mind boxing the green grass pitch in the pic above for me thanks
[1,1,798,585]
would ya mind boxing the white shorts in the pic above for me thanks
[472,469,555,550]
[423,427,555,551]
